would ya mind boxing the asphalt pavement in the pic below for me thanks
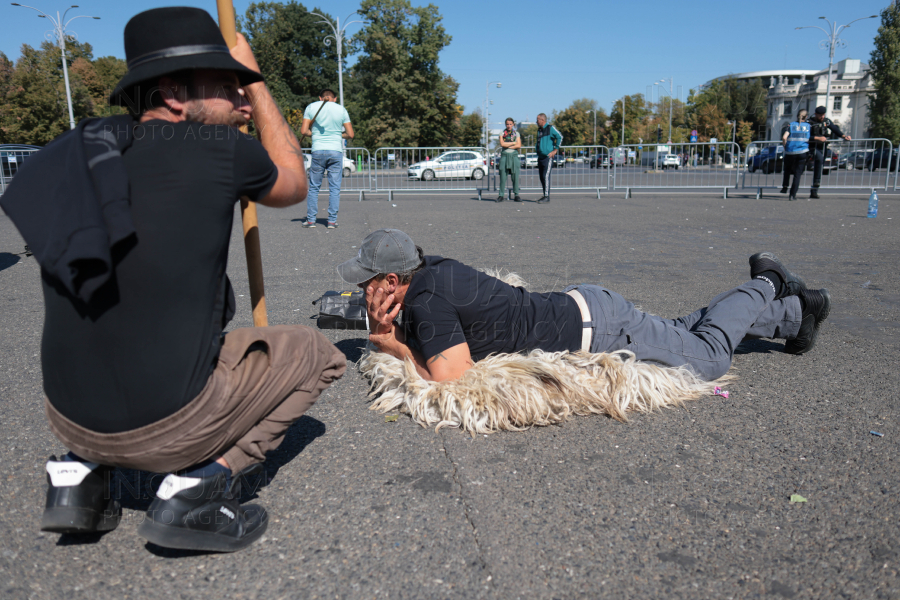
[1,188,898,599]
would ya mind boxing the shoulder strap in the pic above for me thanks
[301,100,329,143]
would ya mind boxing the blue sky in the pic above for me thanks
[1,0,887,129]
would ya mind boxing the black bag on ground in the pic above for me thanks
[312,290,368,330]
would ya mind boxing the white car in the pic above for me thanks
[524,152,538,168]
[660,154,680,170]
[407,151,486,181]
[304,154,357,177]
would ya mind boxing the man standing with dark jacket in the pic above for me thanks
[535,113,563,204]
[808,105,851,198]
[0,7,346,553]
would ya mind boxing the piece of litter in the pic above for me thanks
[385,415,399,422]
[790,494,807,503]
[714,386,729,399]
[861,280,871,288]
[392,204,397,207]
[871,431,884,437]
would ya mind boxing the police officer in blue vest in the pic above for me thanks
[780,109,810,201]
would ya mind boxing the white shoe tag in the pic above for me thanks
[156,474,202,501]
[46,460,99,487]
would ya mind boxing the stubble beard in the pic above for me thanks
[184,99,247,128]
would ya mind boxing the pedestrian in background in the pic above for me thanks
[498,118,522,202]
[535,113,562,204]
[808,106,850,199]
[780,109,810,201]
[300,89,353,228]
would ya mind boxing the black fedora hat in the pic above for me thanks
[110,7,264,105]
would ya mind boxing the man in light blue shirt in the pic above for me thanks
[300,89,353,228]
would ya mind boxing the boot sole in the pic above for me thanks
[785,289,831,355]
[41,503,121,534]
[137,510,268,552]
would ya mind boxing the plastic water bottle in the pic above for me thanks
[867,190,879,218]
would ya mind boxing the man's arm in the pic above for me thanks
[366,287,474,382]
[548,128,562,157]
[230,33,307,208]
[300,118,313,138]
[342,122,354,140]
[829,122,851,141]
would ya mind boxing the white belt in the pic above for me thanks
[566,289,592,352]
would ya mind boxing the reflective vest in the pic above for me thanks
[785,122,810,155]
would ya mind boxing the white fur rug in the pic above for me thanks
[360,348,726,435]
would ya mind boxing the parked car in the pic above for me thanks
[552,153,566,168]
[0,144,41,180]
[659,154,680,170]
[838,149,872,170]
[303,154,357,177]
[865,147,899,172]
[807,148,838,173]
[407,150,486,181]
[590,153,610,168]
[747,146,783,174]
[523,152,538,168]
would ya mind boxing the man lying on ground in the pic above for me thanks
[1,7,346,552]
[337,229,830,383]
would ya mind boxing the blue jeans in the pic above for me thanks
[307,150,343,223]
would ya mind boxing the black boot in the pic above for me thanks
[780,187,788,194]
[41,456,121,534]
[537,196,550,204]
[138,472,268,552]
[513,195,522,202]
[810,189,819,199]
[785,288,831,355]
[748,252,807,300]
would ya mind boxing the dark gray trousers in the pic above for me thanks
[566,281,802,381]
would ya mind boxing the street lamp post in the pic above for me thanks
[484,81,501,149]
[796,15,877,114]
[11,3,100,130]
[655,77,674,143]
[585,109,597,145]
[619,97,625,146]
[308,11,364,107]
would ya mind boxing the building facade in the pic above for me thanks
[765,58,873,140]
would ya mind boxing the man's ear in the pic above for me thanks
[155,76,188,113]
[385,273,400,291]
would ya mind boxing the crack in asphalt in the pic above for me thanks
[440,431,496,597]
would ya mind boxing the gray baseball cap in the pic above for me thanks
[337,229,423,285]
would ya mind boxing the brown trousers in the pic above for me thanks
[46,325,347,475]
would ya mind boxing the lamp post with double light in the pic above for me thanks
[796,15,877,114]
[11,3,100,130]
[484,81,501,148]
[307,11,364,107]
[655,77,674,143]
[585,109,597,146]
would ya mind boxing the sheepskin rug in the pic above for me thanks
[358,270,729,435]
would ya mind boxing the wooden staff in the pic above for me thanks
[216,0,268,327]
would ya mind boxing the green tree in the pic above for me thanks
[239,1,342,130]
[869,3,900,144]
[349,0,459,149]
[686,77,767,142]
[552,99,607,147]
[455,110,482,147]
[0,40,95,145]
[604,94,650,146]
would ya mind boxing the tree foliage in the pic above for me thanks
[348,0,458,148]
[686,77,766,141]
[552,98,606,147]
[603,94,651,146]
[455,110,482,147]
[239,1,341,126]
[869,3,900,144]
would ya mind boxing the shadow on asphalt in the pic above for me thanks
[0,252,20,271]
[107,416,327,512]
[735,338,784,355]
[55,530,114,547]
[334,337,368,364]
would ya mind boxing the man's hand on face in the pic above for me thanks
[366,285,401,334]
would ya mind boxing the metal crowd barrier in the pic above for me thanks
[486,145,611,198]
[742,138,895,195]
[300,147,371,200]
[612,142,741,198]
[371,146,488,197]
[0,146,41,197]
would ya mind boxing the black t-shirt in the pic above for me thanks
[402,256,582,362]
[41,121,278,433]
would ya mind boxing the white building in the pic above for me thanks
[765,58,873,140]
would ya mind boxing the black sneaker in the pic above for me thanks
[789,195,797,201]
[41,456,121,534]
[513,195,522,202]
[780,187,788,194]
[785,288,831,355]
[302,220,316,228]
[496,196,504,203]
[537,196,550,204]
[138,472,268,552]
[810,189,820,199]
[749,252,807,300]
